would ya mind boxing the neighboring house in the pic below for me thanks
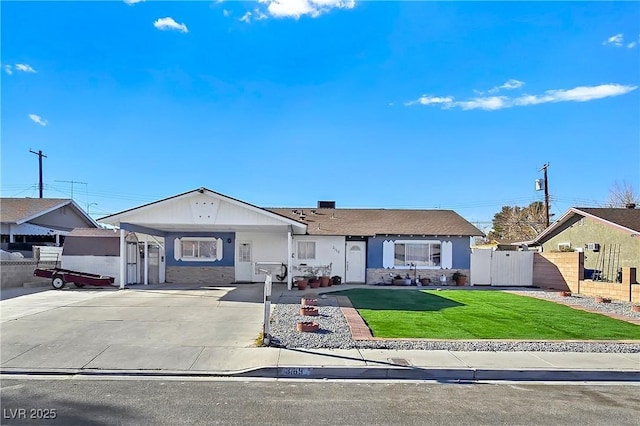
[98,187,483,288]
[0,198,98,256]
[531,206,640,278]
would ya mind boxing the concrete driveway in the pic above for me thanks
[1,283,266,372]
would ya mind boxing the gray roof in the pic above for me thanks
[534,206,640,243]
[267,208,483,236]
[1,198,73,223]
[576,207,640,233]
[67,228,120,237]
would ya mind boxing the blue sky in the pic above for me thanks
[2,1,639,232]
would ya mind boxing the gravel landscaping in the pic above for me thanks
[269,289,640,353]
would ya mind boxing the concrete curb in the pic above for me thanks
[2,367,639,382]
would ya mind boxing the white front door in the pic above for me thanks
[345,241,366,283]
[236,241,253,282]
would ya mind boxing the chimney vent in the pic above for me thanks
[318,200,336,209]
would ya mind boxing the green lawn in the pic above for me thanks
[332,289,640,340]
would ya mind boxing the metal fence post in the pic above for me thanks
[261,269,272,346]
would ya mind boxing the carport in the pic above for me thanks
[98,188,307,289]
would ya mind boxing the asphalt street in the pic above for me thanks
[1,378,639,425]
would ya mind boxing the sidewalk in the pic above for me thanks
[2,347,638,382]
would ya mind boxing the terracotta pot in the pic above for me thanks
[420,278,431,286]
[392,279,404,286]
[309,279,320,288]
[296,321,319,332]
[595,296,612,304]
[300,306,319,316]
[301,298,317,306]
[631,305,640,312]
[320,276,330,287]
[297,279,308,291]
[560,291,572,297]
[455,276,468,286]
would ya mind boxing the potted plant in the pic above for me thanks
[392,274,405,286]
[452,271,467,286]
[308,275,321,288]
[403,273,412,286]
[296,277,308,291]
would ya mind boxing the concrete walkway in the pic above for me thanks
[1,283,638,382]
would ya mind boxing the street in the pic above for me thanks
[1,378,639,425]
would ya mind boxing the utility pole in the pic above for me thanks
[55,180,87,200]
[539,163,550,228]
[29,149,47,198]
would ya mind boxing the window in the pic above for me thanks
[174,237,222,262]
[297,241,316,260]
[394,242,441,267]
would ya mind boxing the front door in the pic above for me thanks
[345,241,366,283]
[235,241,253,282]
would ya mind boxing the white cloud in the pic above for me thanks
[28,114,48,126]
[487,79,524,94]
[404,95,454,107]
[15,63,36,73]
[239,11,252,23]
[153,17,188,33]
[223,9,231,17]
[603,33,623,47]
[259,0,355,19]
[4,65,12,75]
[254,8,268,20]
[123,0,145,4]
[628,41,637,49]
[405,84,637,111]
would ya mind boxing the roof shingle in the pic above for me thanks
[0,198,72,224]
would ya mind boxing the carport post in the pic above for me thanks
[262,270,272,346]
[143,234,149,285]
[119,229,126,289]
[287,229,292,290]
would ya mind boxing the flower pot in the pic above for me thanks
[296,321,319,332]
[296,279,308,291]
[559,291,572,297]
[420,278,431,286]
[631,305,640,313]
[455,276,467,286]
[309,279,320,289]
[320,276,330,287]
[595,296,612,303]
[300,306,319,316]
[404,279,412,286]
[301,298,317,306]
[392,279,404,286]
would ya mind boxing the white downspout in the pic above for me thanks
[287,228,292,291]
[144,234,149,285]
[119,228,126,289]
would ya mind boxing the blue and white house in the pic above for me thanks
[99,188,483,288]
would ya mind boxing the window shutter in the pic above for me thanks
[216,238,223,260]
[441,241,453,269]
[174,238,182,260]
[382,240,394,268]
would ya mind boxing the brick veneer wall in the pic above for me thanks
[532,252,583,291]
[1,260,59,288]
[366,268,469,285]
[166,266,235,284]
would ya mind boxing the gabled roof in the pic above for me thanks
[267,208,484,236]
[0,198,98,227]
[533,207,640,243]
[98,187,308,233]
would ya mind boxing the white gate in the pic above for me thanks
[470,250,533,287]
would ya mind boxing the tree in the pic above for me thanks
[607,181,639,208]
[488,201,549,242]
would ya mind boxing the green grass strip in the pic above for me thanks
[331,289,640,340]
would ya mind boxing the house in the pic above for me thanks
[530,206,640,279]
[98,187,483,288]
[1,198,99,257]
